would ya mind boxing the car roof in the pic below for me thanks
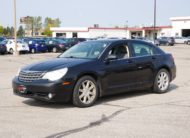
[84,39,149,44]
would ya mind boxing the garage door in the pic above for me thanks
[182,29,190,37]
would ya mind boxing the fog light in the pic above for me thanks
[48,93,53,99]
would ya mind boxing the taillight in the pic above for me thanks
[59,44,64,47]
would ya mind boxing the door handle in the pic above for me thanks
[126,59,133,63]
[152,56,156,60]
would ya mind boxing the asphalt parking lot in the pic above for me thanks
[0,44,190,138]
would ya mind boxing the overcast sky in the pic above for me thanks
[0,0,190,27]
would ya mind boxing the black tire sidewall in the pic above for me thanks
[73,76,98,107]
[153,69,170,94]
[10,48,13,54]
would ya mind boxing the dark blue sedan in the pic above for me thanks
[28,39,47,53]
[13,39,176,107]
[0,40,7,54]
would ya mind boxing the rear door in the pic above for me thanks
[129,41,158,88]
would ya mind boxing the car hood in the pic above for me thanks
[22,58,93,72]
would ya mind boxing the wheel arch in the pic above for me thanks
[157,65,172,81]
[76,72,103,97]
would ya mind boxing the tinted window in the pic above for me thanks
[131,43,154,57]
[78,38,86,42]
[59,42,108,59]
[108,44,130,59]
[0,40,7,45]
[36,40,45,44]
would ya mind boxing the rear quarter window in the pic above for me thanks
[131,42,162,57]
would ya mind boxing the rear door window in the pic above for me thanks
[131,42,155,57]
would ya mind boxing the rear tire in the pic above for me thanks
[153,69,170,93]
[9,48,14,54]
[52,47,57,53]
[73,76,98,107]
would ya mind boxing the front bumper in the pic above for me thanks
[12,77,74,102]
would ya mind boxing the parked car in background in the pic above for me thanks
[28,39,47,53]
[186,39,190,45]
[0,40,7,54]
[135,37,156,45]
[6,39,29,54]
[0,37,5,42]
[13,40,176,107]
[156,37,175,46]
[86,38,97,41]
[65,38,87,47]
[46,39,70,53]
[184,36,190,44]
[174,37,188,44]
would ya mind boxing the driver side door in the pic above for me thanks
[102,42,138,95]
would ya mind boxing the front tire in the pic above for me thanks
[73,76,98,107]
[9,48,14,54]
[31,48,36,54]
[153,69,170,93]
[166,42,170,46]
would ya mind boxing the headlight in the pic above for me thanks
[16,68,21,76]
[42,68,68,81]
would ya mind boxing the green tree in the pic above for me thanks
[33,16,42,36]
[3,27,8,36]
[7,27,11,37]
[44,24,52,37]
[17,26,25,37]
[10,27,14,37]
[44,17,61,37]
[25,16,42,36]
[54,18,61,27]
[0,26,3,36]
[44,17,61,28]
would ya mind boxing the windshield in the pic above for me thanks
[56,39,66,43]
[0,40,7,45]
[35,40,45,44]
[59,41,108,59]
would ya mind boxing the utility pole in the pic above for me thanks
[154,0,157,42]
[13,0,19,55]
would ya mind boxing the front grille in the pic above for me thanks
[18,71,45,82]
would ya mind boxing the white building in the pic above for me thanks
[170,16,190,37]
[50,16,190,39]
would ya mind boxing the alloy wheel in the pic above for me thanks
[157,71,169,91]
[31,49,35,54]
[52,47,57,53]
[78,80,97,104]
